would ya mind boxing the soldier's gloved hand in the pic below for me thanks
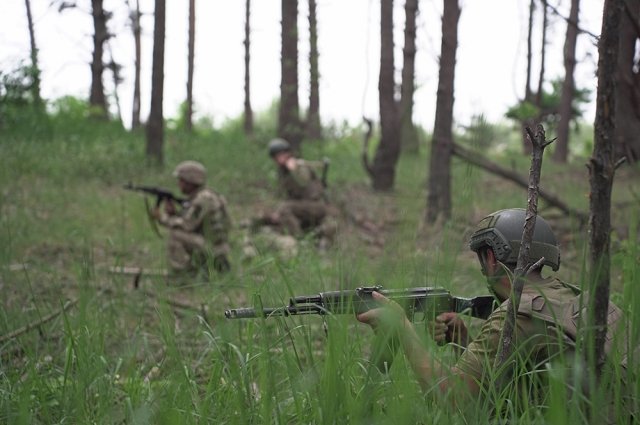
[431,312,468,347]
[357,291,411,335]
[164,199,176,215]
[150,207,162,221]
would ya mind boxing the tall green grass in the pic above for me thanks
[0,107,638,423]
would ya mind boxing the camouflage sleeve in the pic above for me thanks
[455,309,505,382]
[206,195,230,245]
[160,194,213,232]
[289,160,315,187]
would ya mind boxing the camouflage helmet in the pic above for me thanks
[469,208,560,271]
[268,138,291,157]
[172,160,206,186]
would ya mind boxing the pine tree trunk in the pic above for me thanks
[614,1,640,163]
[371,0,400,191]
[243,0,253,137]
[90,0,109,118]
[24,0,42,107]
[588,0,623,375]
[130,0,142,130]
[426,0,460,223]
[185,0,195,132]
[553,0,580,163]
[279,0,302,151]
[399,0,419,153]
[306,0,321,141]
[146,0,166,164]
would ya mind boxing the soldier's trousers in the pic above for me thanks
[276,200,327,236]
[167,229,230,274]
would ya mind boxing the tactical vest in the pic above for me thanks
[517,284,630,370]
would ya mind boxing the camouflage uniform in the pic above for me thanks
[457,277,632,417]
[276,159,330,237]
[158,161,231,275]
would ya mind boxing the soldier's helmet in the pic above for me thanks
[469,208,560,271]
[172,160,207,186]
[268,138,292,157]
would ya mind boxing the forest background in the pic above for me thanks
[0,0,639,423]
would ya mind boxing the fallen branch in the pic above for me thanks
[452,142,587,224]
[0,299,78,344]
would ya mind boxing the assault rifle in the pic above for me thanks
[123,183,188,208]
[225,286,495,321]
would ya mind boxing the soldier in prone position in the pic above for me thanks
[152,160,231,277]
[357,208,635,420]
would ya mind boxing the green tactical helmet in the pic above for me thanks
[268,138,291,157]
[469,208,560,271]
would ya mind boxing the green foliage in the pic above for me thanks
[0,102,638,424]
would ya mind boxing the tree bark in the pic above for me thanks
[587,0,623,375]
[535,2,548,108]
[146,0,166,164]
[243,0,253,137]
[370,0,400,191]
[279,0,302,151]
[185,0,195,132]
[399,0,419,153]
[520,0,536,155]
[553,0,580,163]
[90,0,109,118]
[24,0,42,107]
[425,0,460,223]
[614,1,640,163]
[130,0,142,130]
[306,0,321,141]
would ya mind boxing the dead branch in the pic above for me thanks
[362,117,374,177]
[452,141,588,224]
[495,124,552,367]
[0,299,78,344]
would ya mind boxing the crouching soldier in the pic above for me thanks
[152,160,231,277]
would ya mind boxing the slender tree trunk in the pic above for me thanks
[525,0,535,102]
[426,0,460,223]
[279,0,302,151]
[587,0,623,376]
[146,0,166,164]
[185,0,195,131]
[24,0,42,107]
[370,0,400,191]
[306,0,321,141]
[90,0,109,118]
[243,0,253,137]
[614,1,640,163]
[553,0,580,163]
[130,0,142,130]
[106,43,123,124]
[399,0,419,153]
[535,1,548,107]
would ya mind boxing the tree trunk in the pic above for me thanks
[553,0,580,163]
[130,0,142,130]
[399,0,419,153]
[24,0,42,107]
[90,0,109,118]
[521,0,536,154]
[146,0,166,164]
[243,0,253,137]
[279,0,302,151]
[614,1,640,163]
[425,0,460,223]
[587,0,623,376]
[185,0,195,132]
[370,0,400,191]
[535,1,548,108]
[306,0,321,141]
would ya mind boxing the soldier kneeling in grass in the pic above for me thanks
[152,160,231,277]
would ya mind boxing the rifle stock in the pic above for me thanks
[225,286,495,321]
